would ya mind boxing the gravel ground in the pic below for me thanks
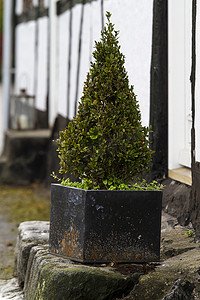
[0,278,24,299]
[0,214,21,299]
[0,214,17,280]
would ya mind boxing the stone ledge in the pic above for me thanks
[24,245,140,300]
[11,218,200,299]
[15,221,140,299]
[15,221,49,287]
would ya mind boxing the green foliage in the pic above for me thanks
[185,230,194,238]
[52,173,164,191]
[56,12,153,190]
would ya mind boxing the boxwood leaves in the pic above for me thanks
[56,12,153,190]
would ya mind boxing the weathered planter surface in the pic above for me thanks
[49,184,162,263]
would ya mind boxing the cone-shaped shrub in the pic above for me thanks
[57,12,152,190]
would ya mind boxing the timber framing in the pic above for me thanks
[15,6,48,25]
[57,0,92,15]
[150,0,168,179]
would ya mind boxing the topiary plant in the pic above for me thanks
[56,12,153,190]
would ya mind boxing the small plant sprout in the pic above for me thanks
[185,230,194,238]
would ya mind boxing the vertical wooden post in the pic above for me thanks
[150,0,168,180]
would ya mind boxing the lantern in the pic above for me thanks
[10,89,36,130]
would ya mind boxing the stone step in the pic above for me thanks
[3,129,51,160]
[13,217,199,300]
[0,129,51,184]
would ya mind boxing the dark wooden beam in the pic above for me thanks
[150,0,168,180]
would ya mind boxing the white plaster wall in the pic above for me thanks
[69,0,102,114]
[77,2,92,104]
[57,0,153,124]
[57,10,70,117]
[57,3,91,119]
[90,0,102,58]
[33,0,39,6]
[44,0,49,8]
[15,0,23,16]
[69,3,83,119]
[195,2,200,162]
[103,0,153,126]
[49,0,58,126]
[15,21,36,96]
[168,0,192,170]
[35,17,48,111]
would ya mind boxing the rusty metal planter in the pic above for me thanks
[49,184,162,263]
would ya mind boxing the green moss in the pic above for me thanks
[129,270,176,300]
[28,262,139,300]
[127,263,197,300]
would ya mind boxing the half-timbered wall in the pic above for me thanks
[56,0,154,127]
[13,0,168,178]
[15,21,36,96]
[14,0,49,127]
[13,0,168,177]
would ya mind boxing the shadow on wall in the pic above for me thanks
[162,178,192,228]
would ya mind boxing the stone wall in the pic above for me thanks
[10,215,199,299]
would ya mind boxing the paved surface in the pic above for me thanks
[0,213,20,299]
[0,214,17,281]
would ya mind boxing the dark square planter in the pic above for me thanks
[49,184,162,263]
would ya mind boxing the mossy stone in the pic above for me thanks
[25,246,140,300]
